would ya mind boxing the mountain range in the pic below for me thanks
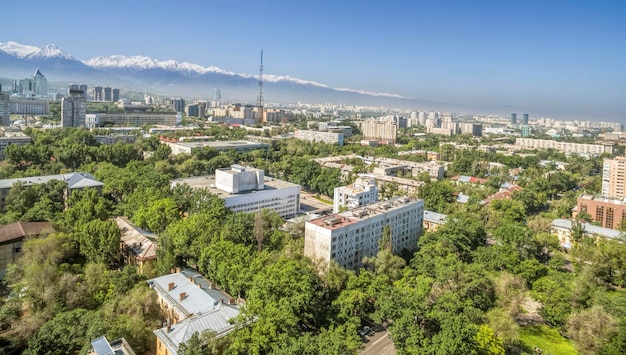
[0,41,498,113]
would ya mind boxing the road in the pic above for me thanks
[360,330,396,355]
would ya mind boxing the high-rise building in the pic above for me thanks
[112,88,119,102]
[93,86,103,101]
[522,113,529,125]
[602,156,626,199]
[171,98,185,113]
[0,85,9,126]
[61,89,86,127]
[103,87,112,101]
[511,113,517,124]
[333,175,378,213]
[33,69,47,97]
[576,194,626,230]
[521,125,532,137]
[361,120,397,144]
[304,197,424,270]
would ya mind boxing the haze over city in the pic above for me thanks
[1,0,625,122]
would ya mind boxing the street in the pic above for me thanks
[360,330,396,355]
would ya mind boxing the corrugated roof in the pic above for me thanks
[551,219,623,240]
[0,221,55,244]
[0,172,103,190]
[90,336,114,355]
[116,217,157,260]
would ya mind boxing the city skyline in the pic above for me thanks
[1,0,625,122]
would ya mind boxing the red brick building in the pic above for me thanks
[576,194,626,229]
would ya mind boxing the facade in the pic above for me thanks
[521,125,532,137]
[602,156,626,199]
[0,90,8,126]
[304,197,424,270]
[459,123,483,137]
[148,269,241,355]
[0,221,54,279]
[86,112,179,127]
[0,172,103,212]
[511,113,517,124]
[9,97,50,115]
[61,89,87,127]
[94,135,137,145]
[112,88,120,102]
[12,69,48,97]
[333,175,378,213]
[361,120,397,144]
[551,218,623,250]
[171,165,300,218]
[522,113,529,125]
[116,217,157,274]
[576,194,626,230]
[0,136,32,159]
[165,140,269,155]
[33,69,47,96]
[515,138,615,155]
[93,86,103,101]
[294,129,344,146]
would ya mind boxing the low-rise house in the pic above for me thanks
[423,210,447,232]
[481,185,523,205]
[148,269,241,355]
[116,217,158,274]
[551,218,624,249]
[88,336,136,355]
[0,221,54,278]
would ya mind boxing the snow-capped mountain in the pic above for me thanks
[1,40,455,109]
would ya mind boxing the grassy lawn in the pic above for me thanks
[314,196,333,205]
[520,325,578,355]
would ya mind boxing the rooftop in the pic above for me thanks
[171,174,298,197]
[0,221,54,244]
[116,217,157,261]
[424,210,447,224]
[578,194,626,206]
[170,140,269,150]
[0,172,103,190]
[308,196,421,230]
[552,218,624,240]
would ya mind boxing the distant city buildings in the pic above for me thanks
[164,140,269,155]
[294,129,344,146]
[510,113,517,125]
[12,69,48,97]
[92,86,119,102]
[515,138,615,155]
[86,112,180,128]
[361,120,397,144]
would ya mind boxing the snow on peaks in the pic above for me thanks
[0,41,74,59]
[84,55,234,76]
[0,41,40,58]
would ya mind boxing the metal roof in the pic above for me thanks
[91,336,114,355]
[551,219,623,240]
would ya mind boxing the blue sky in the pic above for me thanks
[2,0,625,121]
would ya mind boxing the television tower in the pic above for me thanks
[256,49,264,123]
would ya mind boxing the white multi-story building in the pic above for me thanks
[361,120,397,144]
[0,136,31,159]
[9,97,50,115]
[304,196,424,270]
[171,165,300,218]
[333,175,378,213]
[602,156,626,199]
[294,129,344,146]
[515,138,615,155]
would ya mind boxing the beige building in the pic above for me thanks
[333,175,378,213]
[116,217,157,274]
[304,197,423,270]
[361,120,397,144]
[602,156,626,199]
[515,138,615,155]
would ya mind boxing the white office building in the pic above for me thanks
[304,197,424,270]
[333,175,378,213]
[171,165,300,218]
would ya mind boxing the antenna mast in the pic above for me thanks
[256,49,264,123]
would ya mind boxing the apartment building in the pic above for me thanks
[602,156,626,199]
[304,197,423,270]
[0,135,31,159]
[171,165,300,218]
[333,175,378,213]
[361,120,397,144]
[86,112,180,128]
[515,138,615,155]
[294,129,344,146]
[165,140,270,155]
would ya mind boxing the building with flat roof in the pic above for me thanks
[165,140,270,155]
[294,129,344,146]
[333,175,378,213]
[171,165,300,218]
[361,120,397,144]
[88,336,136,355]
[304,196,423,270]
[0,135,32,159]
[62,89,87,127]
[0,172,103,212]
[515,138,615,155]
[86,112,180,128]
[602,156,626,199]
[9,96,50,115]
[148,269,241,355]
[576,194,626,230]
